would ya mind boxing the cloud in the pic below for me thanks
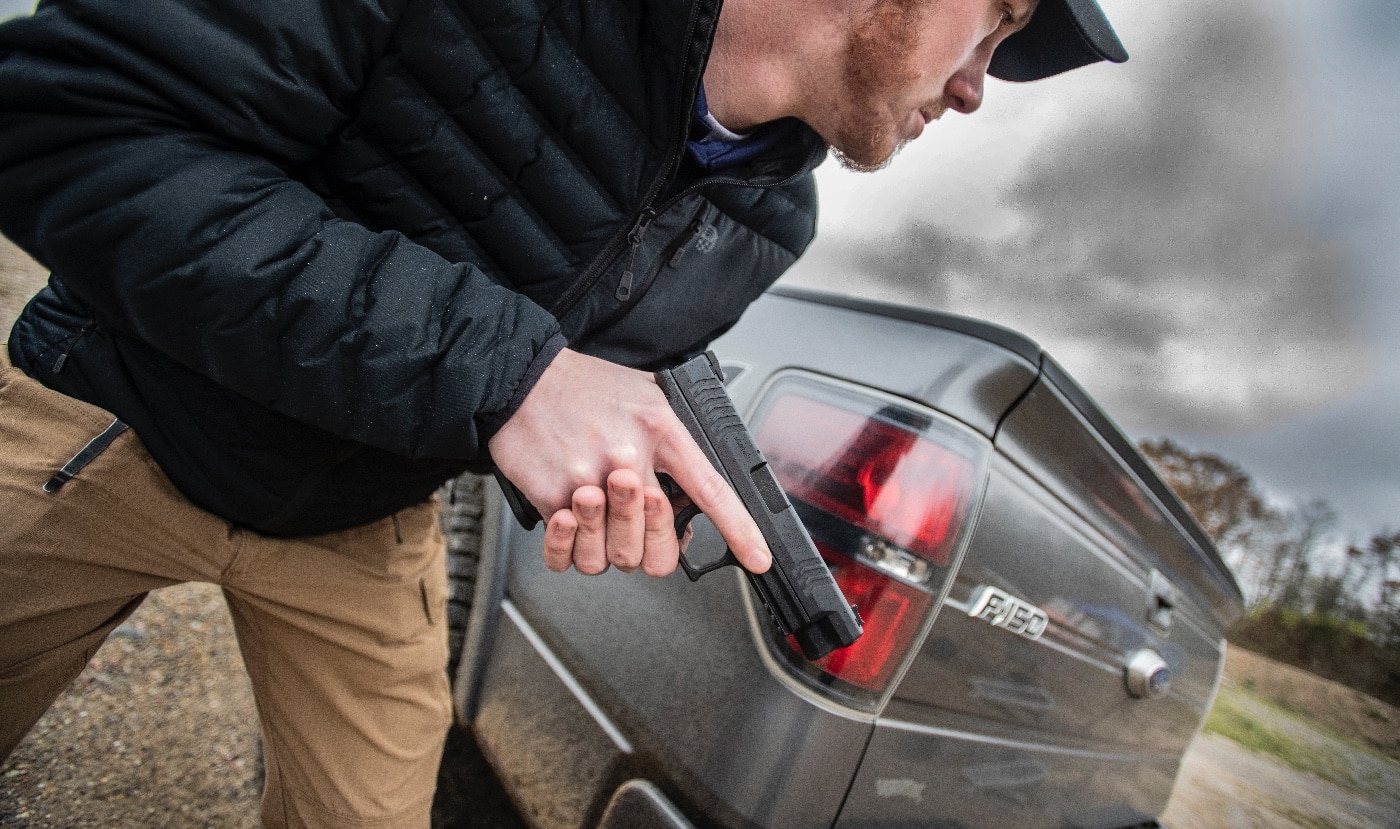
[0,0,34,21]
[1182,377,1400,540]
[786,0,1369,433]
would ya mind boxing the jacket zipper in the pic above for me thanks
[624,155,822,287]
[665,217,706,269]
[548,0,711,321]
[565,150,817,354]
[549,171,675,320]
[614,208,658,302]
[557,142,822,320]
[615,212,703,302]
[52,320,97,373]
[548,0,821,322]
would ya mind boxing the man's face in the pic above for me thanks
[819,0,1039,171]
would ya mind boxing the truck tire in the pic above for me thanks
[432,474,528,828]
[439,473,486,681]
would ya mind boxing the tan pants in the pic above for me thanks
[0,347,452,828]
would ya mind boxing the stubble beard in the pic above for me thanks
[829,0,925,172]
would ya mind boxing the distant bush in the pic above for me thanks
[1229,607,1400,707]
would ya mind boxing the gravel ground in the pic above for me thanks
[0,585,263,828]
[1163,731,1400,829]
[0,583,525,829]
[1161,651,1400,829]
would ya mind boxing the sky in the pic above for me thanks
[783,0,1399,544]
[1,0,1393,542]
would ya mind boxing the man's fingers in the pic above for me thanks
[543,510,578,572]
[641,486,680,577]
[544,478,705,579]
[605,469,645,571]
[659,437,771,574]
[571,486,609,575]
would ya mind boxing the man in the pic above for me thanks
[0,0,1125,825]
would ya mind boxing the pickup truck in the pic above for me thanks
[438,285,1245,829]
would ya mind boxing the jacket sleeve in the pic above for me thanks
[0,0,563,460]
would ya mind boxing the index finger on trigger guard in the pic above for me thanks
[671,459,771,573]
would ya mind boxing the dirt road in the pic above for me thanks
[1159,649,1400,829]
[1165,730,1400,829]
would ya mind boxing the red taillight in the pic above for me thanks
[797,544,932,691]
[756,393,976,565]
[755,380,983,695]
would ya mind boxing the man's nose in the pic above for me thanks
[944,66,985,114]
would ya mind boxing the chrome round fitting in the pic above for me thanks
[1125,649,1172,699]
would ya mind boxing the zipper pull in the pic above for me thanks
[616,208,657,302]
[616,269,635,302]
[628,208,656,246]
[667,219,705,269]
[53,320,97,374]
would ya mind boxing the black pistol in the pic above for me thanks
[494,352,863,660]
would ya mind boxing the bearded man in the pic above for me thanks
[0,0,1125,825]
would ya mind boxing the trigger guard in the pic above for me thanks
[673,504,742,582]
[677,546,742,583]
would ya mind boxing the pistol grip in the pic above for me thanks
[494,470,542,530]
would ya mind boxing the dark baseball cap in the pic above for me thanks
[988,0,1129,81]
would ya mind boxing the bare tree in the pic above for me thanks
[1375,575,1400,648]
[1364,531,1400,610]
[1138,438,1270,579]
[1329,530,1400,631]
[1259,500,1337,612]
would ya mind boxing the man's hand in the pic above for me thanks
[486,348,772,578]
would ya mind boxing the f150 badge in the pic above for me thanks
[967,586,1048,641]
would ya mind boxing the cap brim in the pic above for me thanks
[988,0,1129,82]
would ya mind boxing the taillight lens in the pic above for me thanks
[753,377,985,697]
[758,393,975,565]
[801,543,932,690]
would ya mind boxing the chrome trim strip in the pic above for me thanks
[501,600,634,754]
[878,718,1180,763]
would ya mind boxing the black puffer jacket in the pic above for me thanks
[0,0,823,535]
